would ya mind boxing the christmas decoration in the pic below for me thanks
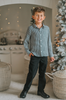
[50,0,66,73]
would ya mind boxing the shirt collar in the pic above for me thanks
[33,23,44,29]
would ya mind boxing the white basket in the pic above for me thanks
[45,70,66,99]
[0,61,11,91]
[53,74,66,99]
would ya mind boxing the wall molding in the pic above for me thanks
[0,0,53,9]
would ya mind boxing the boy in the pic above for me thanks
[20,6,55,99]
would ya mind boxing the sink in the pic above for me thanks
[24,54,30,61]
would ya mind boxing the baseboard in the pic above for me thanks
[11,74,38,85]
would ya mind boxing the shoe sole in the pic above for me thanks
[20,96,26,98]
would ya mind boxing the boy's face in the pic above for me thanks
[32,11,46,24]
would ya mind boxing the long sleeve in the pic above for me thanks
[24,26,31,55]
[48,28,54,57]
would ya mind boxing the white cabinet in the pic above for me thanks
[11,50,25,74]
[0,45,25,74]
[0,51,10,64]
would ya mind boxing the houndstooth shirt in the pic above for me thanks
[24,23,54,57]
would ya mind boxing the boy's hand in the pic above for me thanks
[50,57,55,62]
[29,53,34,57]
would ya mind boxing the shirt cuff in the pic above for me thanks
[49,53,54,57]
[26,50,31,56]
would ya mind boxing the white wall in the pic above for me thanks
[0,4,52,42]
[52,0,58,44]
[0,0,58,43]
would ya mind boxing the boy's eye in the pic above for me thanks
[36,15,38,16]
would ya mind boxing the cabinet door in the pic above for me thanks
[0,51,10,63]
[11,50,25,74]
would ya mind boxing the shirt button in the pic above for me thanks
[41,51,42,52]
[41,45,42,47]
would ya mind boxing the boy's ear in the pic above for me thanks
[44,16,46,20]
[32,15,34,19]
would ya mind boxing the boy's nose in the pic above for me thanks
[38,16,41,19]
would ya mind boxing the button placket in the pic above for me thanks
[39,30,42,56]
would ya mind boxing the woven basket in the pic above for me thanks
[0,60,11,91]
[53,68,66,99]
[45,67,66,99]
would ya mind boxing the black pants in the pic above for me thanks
[23,55,48,92]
